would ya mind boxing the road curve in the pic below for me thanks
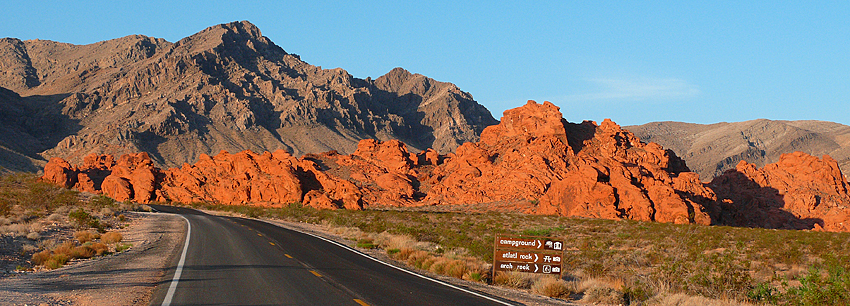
[148,205,518,306]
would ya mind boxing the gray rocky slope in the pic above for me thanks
[628,119,850,181]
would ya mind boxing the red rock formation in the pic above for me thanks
[40,100,850,233]
[42,157,76,189]
[309,139,420,207]
[160,150,362,209]
[710,152,850,231]
[423,100,714,225]
[161,150,303,206]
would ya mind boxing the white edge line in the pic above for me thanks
[257,219,516,306]
[162,214,191,306]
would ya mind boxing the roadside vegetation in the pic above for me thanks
[184,201,850,306]
[0,173,141,272]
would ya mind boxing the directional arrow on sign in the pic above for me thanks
[534,264,538,273]
[534,254,538,262]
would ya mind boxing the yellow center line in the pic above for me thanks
[257,233,263,236]
[353,299,370,306]
[269,242,275,246]
[309,270,322,277]
[284,254,293,258]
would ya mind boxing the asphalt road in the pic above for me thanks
[148,205,517,306]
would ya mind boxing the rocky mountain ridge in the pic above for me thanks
[43,100,850,232]
[0,21,496,172]
[628,120,850,181]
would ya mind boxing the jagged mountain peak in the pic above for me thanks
[172,20,283,58]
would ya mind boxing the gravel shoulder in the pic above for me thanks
[0,212,185,306]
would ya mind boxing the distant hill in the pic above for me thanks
[628,119,850,181]
[0,21,497,172]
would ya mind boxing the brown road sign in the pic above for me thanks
[494,250,563,264]
[493,260,562,275]
[495,236,564,251]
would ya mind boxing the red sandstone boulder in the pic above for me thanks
[42,158,75,189]
[710,152,850,231]
[100,152,163,203]
[101,175,133,202]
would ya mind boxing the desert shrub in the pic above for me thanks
[26,232,40,240]
[356,238,376,249]
[116,243,132,252]
[90,242,109,256]
[99,207,114,217]
[74,230,98,243]
[406,250,431,269]
[31,249,51,265]
[47,213,64,222]
[69,209,92,228]
[0,200,9,216]
[90,195,116,208]
[52,241,76,257]
[624,281,654,304]
[69,208,103,230]
[685,251,753,298]
[782,265,850,306]
[6,223,28,235]
[392,247,418,260]
[647,293,750,306]
[44,254,69,269]
[581,285,625,305]
[444,259,468,278]
[21,244,38,254]
[464,271,484,282]
[69,244,96,258]
[531,277,573,298]
[493,271,535,289]
[101,231,123,244]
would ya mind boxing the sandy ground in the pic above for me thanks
[0,212,184,306]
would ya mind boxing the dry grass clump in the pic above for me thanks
[646,293,752,306]
[74,230,99,243]
[3,223,28,235]
[31,240,111,270]
[493,271,537,289]
[47,213,64,222]
[581,285,625,305]
[99,207,115,217]
[531,276,574,298]
[101,231,123,244]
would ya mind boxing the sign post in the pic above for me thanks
[492,235,564,280]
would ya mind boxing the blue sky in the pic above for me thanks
[3,1,848,126]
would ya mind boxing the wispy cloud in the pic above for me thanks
[566,77,700,102]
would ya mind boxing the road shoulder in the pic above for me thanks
[0,212,185,306]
